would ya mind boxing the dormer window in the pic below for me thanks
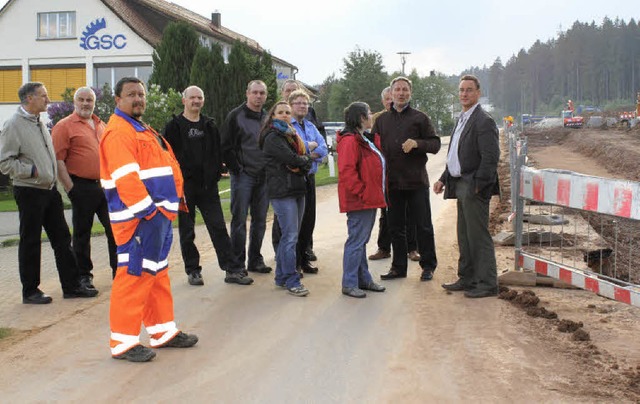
[38,11,76,39]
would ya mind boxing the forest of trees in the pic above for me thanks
[462,17,640,117]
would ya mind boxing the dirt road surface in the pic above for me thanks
[0,135,638,402]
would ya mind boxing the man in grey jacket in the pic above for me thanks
[0,82,97,304]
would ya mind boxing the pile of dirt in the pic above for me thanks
[498,286,640,398]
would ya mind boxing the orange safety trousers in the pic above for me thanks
[109,213,179,356]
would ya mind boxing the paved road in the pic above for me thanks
[0,138,592,402]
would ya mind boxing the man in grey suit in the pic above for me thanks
[433,75,500,298]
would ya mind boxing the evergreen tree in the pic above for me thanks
[149,21,200,93]
[252,51,277,110]
[190,43,226,123]
[225,40,256,113]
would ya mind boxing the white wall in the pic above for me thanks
[0,0,154,65]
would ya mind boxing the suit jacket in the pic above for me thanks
[439,105,500,199]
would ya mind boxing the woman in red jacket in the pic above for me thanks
[337,102,387,298]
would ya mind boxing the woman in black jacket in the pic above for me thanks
[259,101,312,297]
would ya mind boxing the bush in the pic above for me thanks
[143,84,183,131]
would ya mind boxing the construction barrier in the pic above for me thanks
[511,134,640,308]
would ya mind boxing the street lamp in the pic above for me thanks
[397,51,411,75]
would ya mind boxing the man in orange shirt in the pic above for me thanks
[52,87,117,290]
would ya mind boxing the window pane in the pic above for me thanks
[114,67,135,85]
[38,13,48,38]
[68,13,76,37]
[137,66,152,84]
[59,13,67,37]
[48,13,57,38]
[95,67,112,89]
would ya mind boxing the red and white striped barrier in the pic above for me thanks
[517,167,640,307]
[520,167,640,220]
[519,254,640,308]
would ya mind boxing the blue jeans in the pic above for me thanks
[342,209,376,288]
[271,196,305,288]
[230,171,268,269]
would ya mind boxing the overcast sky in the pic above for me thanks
[170,0,633,85]
[3,0,634,85]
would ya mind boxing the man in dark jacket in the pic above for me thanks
[372,76,441,282]
[221,80,272,274]
[434,75,500,298]
[163,86,253,286]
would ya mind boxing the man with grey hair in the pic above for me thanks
[0,82,97,303]
[52,87,117,289]
[221,80,272,275]
[163,85,252,286]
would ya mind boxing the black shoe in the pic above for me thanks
[22,290,53,305]
[464,288,498,298]
[113,345,156,362]
[304,250,318,262]
[247,264,272,274]
[342,287,366,298]
[359,281,386,292]
[79,276,96,290]
[442,279,471,291]
[224,271,254,285]
[159,331,199,348]
[63,284,99,298]
[301,262,318,274]
[420,269,434,281]
[380,268,406,280]
[187,271,204,286]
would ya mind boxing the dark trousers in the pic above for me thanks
[376,206,417,252]
[179,180,241,274]
[455,179,497,291]
[69,177,117,278]
[229,171,268,269]
[272,174,316,266]
[13,185,79,297]
[387,187,437,273]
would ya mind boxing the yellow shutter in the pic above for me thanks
[0,69,22,103]
[31,67,86,101]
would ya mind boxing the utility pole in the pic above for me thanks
[397,51,411,75]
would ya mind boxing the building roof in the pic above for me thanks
[0,0,296,70]
[100,0,296,69]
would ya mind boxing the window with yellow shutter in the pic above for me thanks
[30,67,86,101]
[0,69,22,103]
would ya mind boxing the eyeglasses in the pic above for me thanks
[292,102,309,106]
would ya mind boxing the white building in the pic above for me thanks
[0,0,298,126]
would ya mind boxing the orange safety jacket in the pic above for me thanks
[100,109,184,246]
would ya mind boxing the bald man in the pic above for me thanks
[163,86,253,287]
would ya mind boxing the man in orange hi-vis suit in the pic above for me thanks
[100,77,198,362]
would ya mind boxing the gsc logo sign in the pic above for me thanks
[80,18,127,50]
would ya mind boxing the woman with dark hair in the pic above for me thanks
[259,101,312,297]
[336,102,387,298]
